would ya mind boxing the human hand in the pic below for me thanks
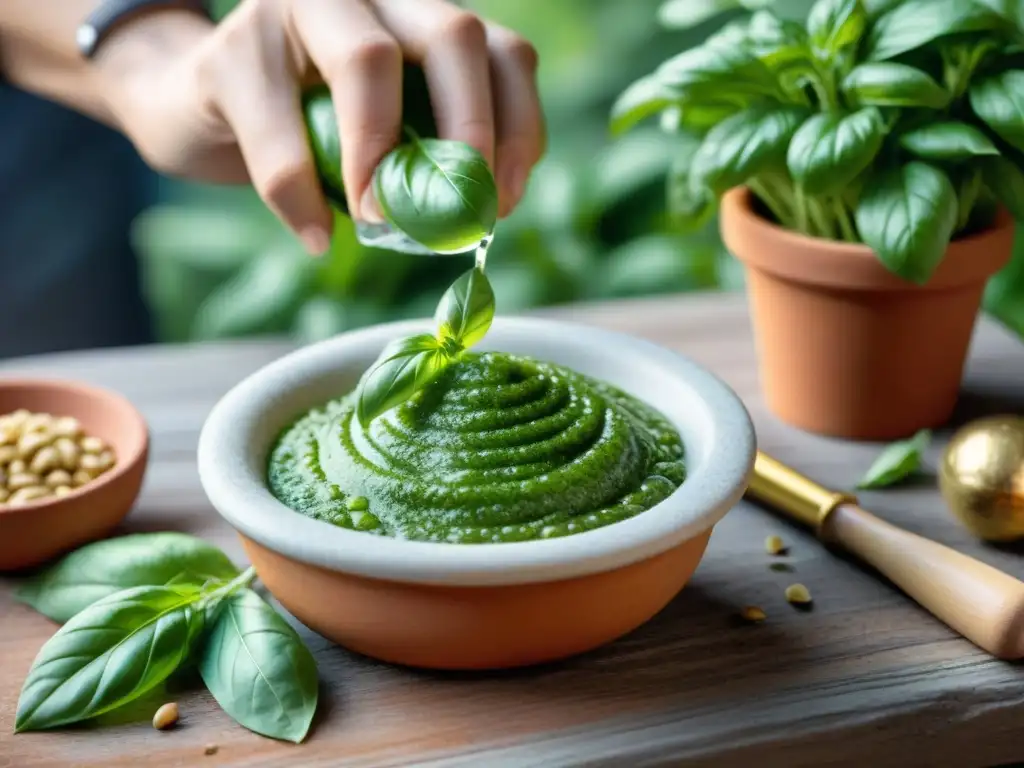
[99,0,545,254]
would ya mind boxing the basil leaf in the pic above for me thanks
[969,71,1024,153]
[690,107,806,195]
[866,0,1006,60]
[855,162,958,284]
[16,533,239,623]
[357,334,450,425]
[899,122,1000,162]
[787,108,886,195]
[374,135,498,254]
[434,267,495,348]
[856,429,932,489]
[842,63,950,108]
[303,85,347,213]
[611,75,681,136]
[199,589,318,744]
[746,11,813,71]
[656,43,782,103]
[983,156,1024,219]
[15,585,206,732]
[807,0,868,56]
[657,0,740,29]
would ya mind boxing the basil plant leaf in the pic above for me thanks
[357,334,450,425]
[199,589,318,744]
[656,43,782,103]
[787,108,886,195]
[866,0,1006,61]
[856,429,932,489]
[434,267,495,349]
[690,107,807,195]
[807,0,868,56]
[16,532,239,624]
[969,70,1024,154]
[899,122,1000,162]
[15,585,206,732]
[610,75,682,136]
[374,135,498,254]
[667,138,717,230]
[983,156,1024,219]
[745,10,813,72]
[855,162,958,284]
[656,0,740,29]
[842,62,950,108]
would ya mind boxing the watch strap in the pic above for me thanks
[77,0,209,59]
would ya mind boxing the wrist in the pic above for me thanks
[91,7,212,133]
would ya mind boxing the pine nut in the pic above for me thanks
[80,436,106,455]
[79,454,103,474]
[8,459,26,474]
[53,485,73,497]
[51,416,82,438]
[785,583,813,605]
[8,472,41,491]
[30,446,61,475]
[741,605,767,622]
[96,451,115,471]
[45,469,73,488]
[152,702,179,730]
[17,431,50,459]
[0,446,16,464]
[23,413,52,433]
[9,486,51,505]
[54,438,80,471]
[765,535,786,556]
[0,488,8,502]
[72,470,93,487]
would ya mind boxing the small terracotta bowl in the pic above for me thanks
[0,380,149,571]
[198,318,755,670]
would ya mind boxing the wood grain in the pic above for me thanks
[2,293,1024,768]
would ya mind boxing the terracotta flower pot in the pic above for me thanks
[720,187,1016,441]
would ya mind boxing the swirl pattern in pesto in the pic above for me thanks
[267,352,685,543]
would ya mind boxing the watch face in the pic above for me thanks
[76,23,99,57]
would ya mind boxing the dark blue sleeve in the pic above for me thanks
[0,84,157,358]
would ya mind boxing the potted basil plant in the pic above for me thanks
[612,0,1024,440]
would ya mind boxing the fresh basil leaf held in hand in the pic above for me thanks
[374,133,498,254]
[434,267,495,348]
[15,532,239,623]
[199,589,318,743]
[856,429,932,489]
[357,334,452,425]
[15,584,206,732]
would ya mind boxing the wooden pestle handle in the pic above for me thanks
[822,504,1024,660]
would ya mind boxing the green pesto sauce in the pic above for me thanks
[267,352,685,544]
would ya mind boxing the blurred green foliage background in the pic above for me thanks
[134,0,1024,344]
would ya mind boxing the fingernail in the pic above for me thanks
[359,186,385,223]
[299,225,331,256]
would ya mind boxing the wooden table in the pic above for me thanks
[2,294,1024,768]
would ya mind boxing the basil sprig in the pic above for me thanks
[357,266,495,425]
[615,0,1024,284]
[856,428,932,489]
[13,534,318,744]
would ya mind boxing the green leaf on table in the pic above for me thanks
[970,71,1024,153]
[899,122,1000,162]
[356,334,451,425]
[610,75,681,136]
[656,0,738,29]
[434,267,495,349]
[199,589,318,744]
[983,156,1024,219]
[866,0,1006,60]
[16,533,239,624]
[690,107,807,195]
[856,429,932,489]
[807,0,868,56]
[842,63,950,108]
[15,585,207,732]
[374,135,498,254]
[787,108,886,195]
[855,162,958,284]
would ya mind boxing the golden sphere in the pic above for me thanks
[939,416,1024,542]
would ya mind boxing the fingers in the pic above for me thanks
[209,5,333,254]
[485,23,545,217]
[372,0,495,167]
[292,0,402,221]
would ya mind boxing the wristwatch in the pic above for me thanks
[76,0,210,59]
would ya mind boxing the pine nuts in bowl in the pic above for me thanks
[0,379,148,572]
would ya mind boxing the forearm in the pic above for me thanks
[0,1,209,129]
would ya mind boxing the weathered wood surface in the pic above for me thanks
[2,293,1024,768]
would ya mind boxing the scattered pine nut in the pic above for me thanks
[204,745,219,756]
[740,605,767,622]
[764,534,786,556]
[785,583,813,605]
[152,702,179,730]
